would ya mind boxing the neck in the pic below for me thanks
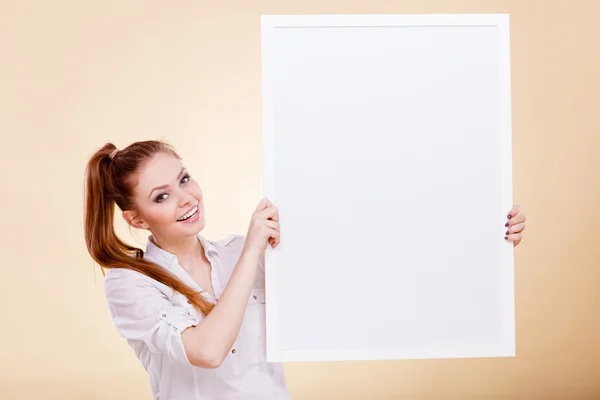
[150,233,206,271]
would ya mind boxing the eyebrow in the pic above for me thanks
[148,167,186,199]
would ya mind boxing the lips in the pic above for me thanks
[177,204,199,222]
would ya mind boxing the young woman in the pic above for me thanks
[83,140,526,400]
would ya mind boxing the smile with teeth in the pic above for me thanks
[177,205,199,222]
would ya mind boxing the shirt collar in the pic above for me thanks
[145,234,218,269]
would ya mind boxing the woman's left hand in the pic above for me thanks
[505,204,526,247]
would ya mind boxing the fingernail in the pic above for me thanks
[504,236,508,240]
[505,222,509,227]
[506,230,510,235]
[507,214,512,219]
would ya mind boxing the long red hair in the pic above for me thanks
[83,140,215,315]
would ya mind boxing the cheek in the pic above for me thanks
[144,203,178,226]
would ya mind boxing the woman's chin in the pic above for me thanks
[177,215,205,234]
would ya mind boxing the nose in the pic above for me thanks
[178,190,196,208]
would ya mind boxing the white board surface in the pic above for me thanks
[260,14,514,362]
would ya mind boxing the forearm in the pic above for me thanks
[182,250,259,366]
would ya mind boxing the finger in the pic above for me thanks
[507,222,525,234]
[266,228,280,247]
[504,233,522,243]
[265,223,280,245]
[255,197,272,212]
[505,213,526,227]
[258,205,279,221]
[254,199,266,213]
[265,205,279,222]
[507,204,521,220]
[264,220,279,231]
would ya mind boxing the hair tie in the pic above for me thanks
[109,149,119,160]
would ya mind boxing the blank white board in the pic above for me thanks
[261,14,514,362]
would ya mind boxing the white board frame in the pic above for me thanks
[261,13,514,362]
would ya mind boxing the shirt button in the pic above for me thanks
[231,349,236,354]
[253,295,257,299]
[187,300,192,304]
[161,313,166,317]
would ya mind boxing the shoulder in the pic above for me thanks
[103,267,167,300]
[215,233,246,249]
[211,233,248,269]
[104,266,147,283]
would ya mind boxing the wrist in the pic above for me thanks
[240,248,262,264]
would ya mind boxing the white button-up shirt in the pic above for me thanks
[103,234,291,400]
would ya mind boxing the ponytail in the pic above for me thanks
[84,142,215,316]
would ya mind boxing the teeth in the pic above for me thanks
[177,206,198,221]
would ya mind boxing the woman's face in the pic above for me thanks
[124,152,206,242]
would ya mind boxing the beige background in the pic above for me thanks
[1,0,599,399]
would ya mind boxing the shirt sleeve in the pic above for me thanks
[103,270,200,366]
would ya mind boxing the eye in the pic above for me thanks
[155,193,168,203]
[153,173,191,203]
[180,173,191,185]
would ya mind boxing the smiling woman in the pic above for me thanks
[122,151,207,244]
[83,140,290,400]
[83,139,526,399]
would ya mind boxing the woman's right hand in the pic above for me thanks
[242,197,280,257]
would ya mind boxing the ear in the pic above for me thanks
[122,210,149,230]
